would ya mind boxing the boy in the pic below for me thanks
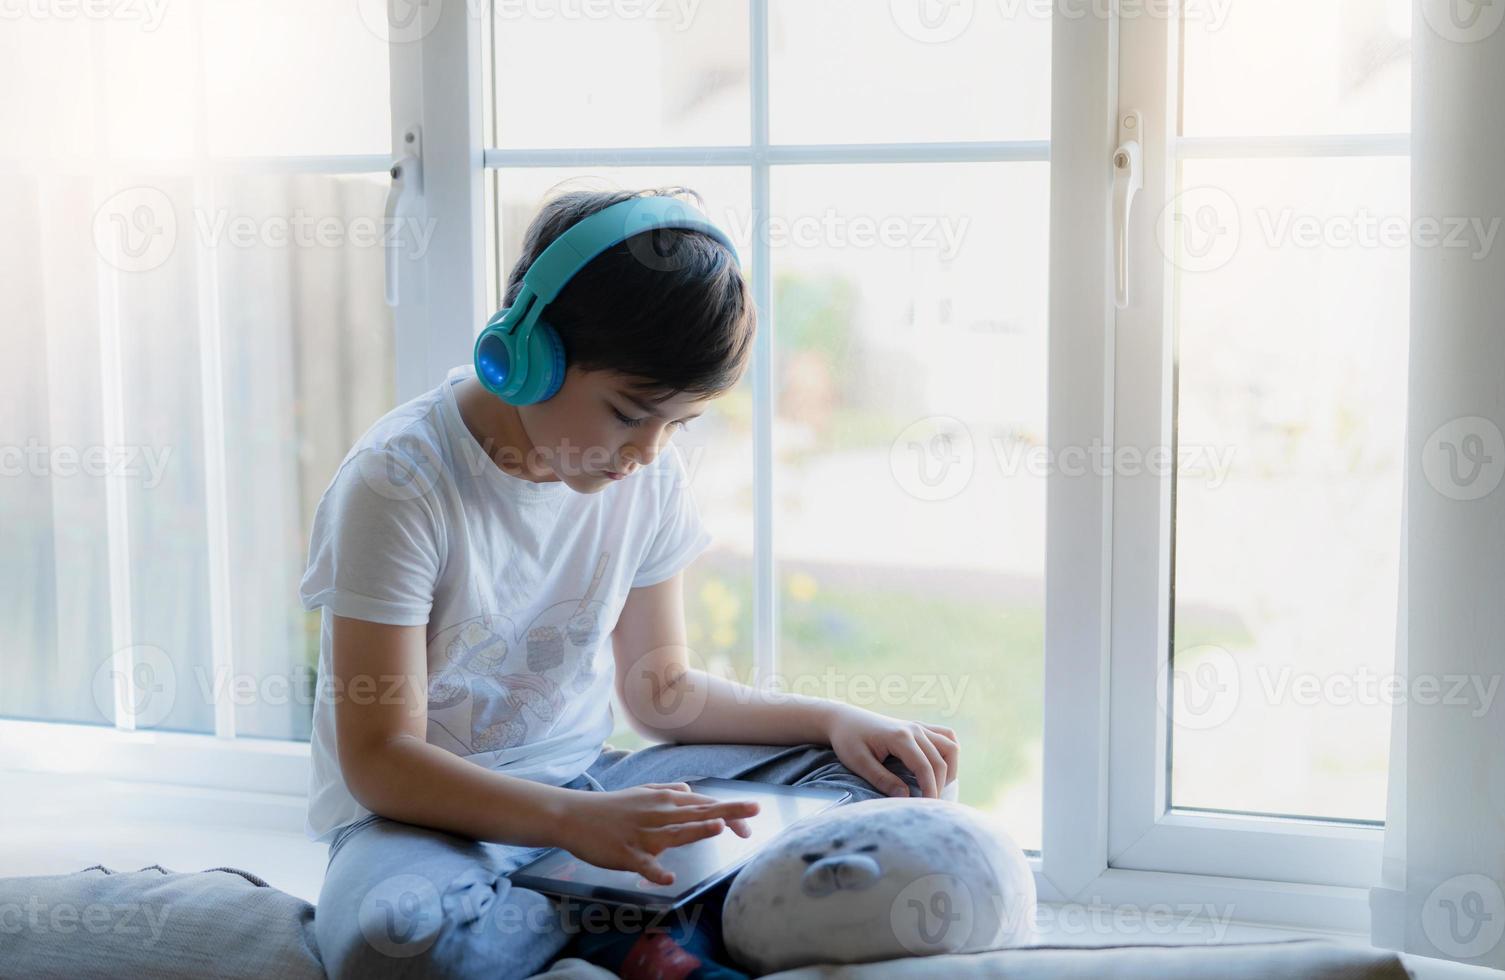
[300,186,960,978]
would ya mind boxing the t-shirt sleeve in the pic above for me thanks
[631,444,715,589]
[298,445,446,626]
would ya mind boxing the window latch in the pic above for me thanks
[1113,112,1143,310]
[385,126,424,307]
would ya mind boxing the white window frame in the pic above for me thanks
[1090,2,1392,932]
[2,4,1392,936]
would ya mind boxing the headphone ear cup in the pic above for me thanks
[537,317,567,401]
[474,315,518,398]
[515,316,567,405]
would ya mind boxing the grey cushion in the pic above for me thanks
[0,864,324,980]
[759,939,1414,979]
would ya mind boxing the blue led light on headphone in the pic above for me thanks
[473,195,742,406]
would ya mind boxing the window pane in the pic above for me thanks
[488,170,756,752]
[1181,0,1411,137]
[0,179,112,727]
[112,177,218,734]
[2,176,220,734]
[0,21,105,159]
[203,0,391,156]
[771,162,1049,850]
[487,6,750,149]
[2,173,396,738]
[219,174,397,741]
[2,3,392,738]
[769,0,1051,144]
[0,1,389,160]
[1167,156,1409,820]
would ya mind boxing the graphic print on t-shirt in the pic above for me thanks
[425,551,613,757]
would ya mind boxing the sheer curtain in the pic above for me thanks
[0,2,394,741]
[1370,0,1505,967]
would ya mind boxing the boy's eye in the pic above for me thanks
[612,407,691,431]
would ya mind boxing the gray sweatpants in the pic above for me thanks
[314,740,923,979]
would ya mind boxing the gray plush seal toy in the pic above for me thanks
[721,797,1036,974]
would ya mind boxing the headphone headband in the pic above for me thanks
[522,195,741,304]
[474,195,741,405]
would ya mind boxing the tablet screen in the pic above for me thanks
[509,777,850,909]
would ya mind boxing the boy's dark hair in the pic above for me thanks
[504,185,756,404]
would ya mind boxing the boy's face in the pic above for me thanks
[518,366,714,494]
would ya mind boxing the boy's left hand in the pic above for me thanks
[824,703,960,800]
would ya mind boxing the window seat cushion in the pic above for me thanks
[0,863,323,980]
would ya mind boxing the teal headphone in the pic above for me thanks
[473,195,742,405]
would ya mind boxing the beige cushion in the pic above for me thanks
[759,939,1412,980]
[0,864,323,980]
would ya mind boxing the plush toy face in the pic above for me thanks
[721,798,1036,974]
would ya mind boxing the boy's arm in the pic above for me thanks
[612,572,962,799]
[611,573,837,747]
[331,613,575,847]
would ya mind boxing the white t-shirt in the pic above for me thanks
[298,363,714,844]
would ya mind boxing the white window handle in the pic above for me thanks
[1113,112,1143,310]
[385,127,423,308]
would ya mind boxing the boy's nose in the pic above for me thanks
[620,444,657,472]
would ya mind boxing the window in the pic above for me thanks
[1168,0,1408,822]
[2,2,394,782]
[4,0,1404,933]
[481,0,1053,853]
[1102,0,1401,917]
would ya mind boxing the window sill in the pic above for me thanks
[0,769,325,904]
[1,770,1491,980]
[0,718,310,796]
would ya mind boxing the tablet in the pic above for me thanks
[508,777,851,912]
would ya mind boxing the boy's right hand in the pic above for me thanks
[555,782,761,886]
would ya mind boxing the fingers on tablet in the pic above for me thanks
[702,799,761,817]
[639,859,675,885]
[667,790,722,805]
[688,799,758,834]
[650,817,718,843]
